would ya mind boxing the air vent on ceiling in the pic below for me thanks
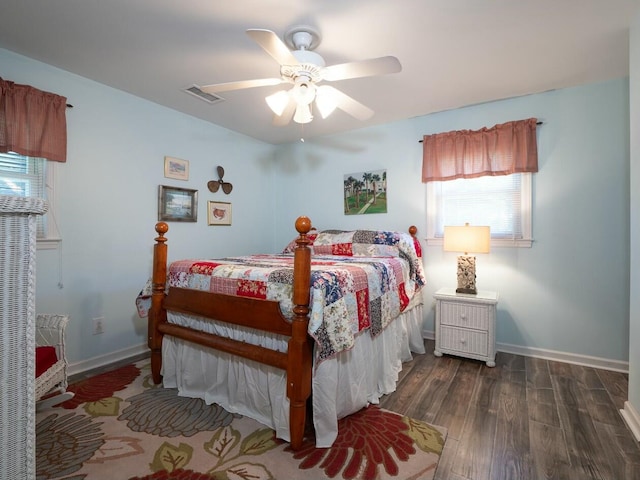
[183,85,225,104]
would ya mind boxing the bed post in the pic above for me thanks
[148,222,168,384]
[288,216,313,450]
[408,225,422,258]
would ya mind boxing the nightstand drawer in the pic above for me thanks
[439,326,488,356]
[439,301,490,330]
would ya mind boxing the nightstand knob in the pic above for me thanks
[460,338,467,344]
[460,314,467,321]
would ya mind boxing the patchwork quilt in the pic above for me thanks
[165,229,425,363]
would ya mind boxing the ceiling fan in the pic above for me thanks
[200,26,402,126]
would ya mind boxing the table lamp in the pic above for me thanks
[444,223,490,294]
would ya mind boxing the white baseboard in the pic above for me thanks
[621,401,640,442]
[73,335,630,377]
[68,343,148,377]
[497,341,629,373]
[422,330,629,373]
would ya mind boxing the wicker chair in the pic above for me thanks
[35,314,74,410]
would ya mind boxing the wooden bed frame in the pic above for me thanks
[148,216,314,450]
[147,216,420,450]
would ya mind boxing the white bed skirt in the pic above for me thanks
[161,302,425,447]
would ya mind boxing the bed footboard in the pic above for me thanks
[147,216,314,450]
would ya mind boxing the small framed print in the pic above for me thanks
[158,185,198,222]
[207,201,232,226]
[164,156,189,181]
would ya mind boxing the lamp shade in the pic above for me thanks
[443,224,490,254]
[265,90,290,116]
[315,85,338,119]
[293,104,313,124]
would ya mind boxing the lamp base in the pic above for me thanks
[456,287,478,295]
[456,255,478,295]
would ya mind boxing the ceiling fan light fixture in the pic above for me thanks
[265,90,290,116]
[291,49,325,67]
[293,104,313,124]
[315,86,338,119]
[292,78,316,106]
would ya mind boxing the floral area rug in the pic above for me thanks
[36,361,447,479]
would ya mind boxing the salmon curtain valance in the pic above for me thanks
[421,118,538,182]
[0,78,67,162]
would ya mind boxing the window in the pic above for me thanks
[0,152,59,248]
[426,173,532,247]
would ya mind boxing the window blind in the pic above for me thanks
[0,152,47,237]
[431,174,524,240]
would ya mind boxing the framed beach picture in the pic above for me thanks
[158,185,198,222]
[164,156,189,181]
[207,201,232,226]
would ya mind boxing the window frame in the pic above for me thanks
[0,153,61,249]
[425,172,533,248]
[38,160,60,249]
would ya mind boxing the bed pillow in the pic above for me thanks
[281,229,318,254]
[311,229,409,257]
[282,228,420,259]
[312,230,356,256]
[282,227,425,288]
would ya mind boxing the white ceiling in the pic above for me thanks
[1,0,637,145]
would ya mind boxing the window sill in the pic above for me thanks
[426,238,533,248]
[37,238,62,250]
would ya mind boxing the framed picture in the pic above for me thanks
[158,185,198,222]
[343,169,388,215]
[207,201,232,226]
[164,156,189,181]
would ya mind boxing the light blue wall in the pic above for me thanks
[1,48,279,364]
[274,79,630,364]
[1,47,631,369]
[629,13,640,410]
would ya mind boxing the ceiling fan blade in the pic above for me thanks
[246,29,299,66]
[322,56,402,82]
[272,94,296,126]
[201,78,284,94]
[321,86,374,121]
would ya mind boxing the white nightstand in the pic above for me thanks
[433,287,498,367]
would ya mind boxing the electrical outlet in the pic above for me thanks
[93,317,104,335]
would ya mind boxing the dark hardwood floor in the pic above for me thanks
[379,339,640,480]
